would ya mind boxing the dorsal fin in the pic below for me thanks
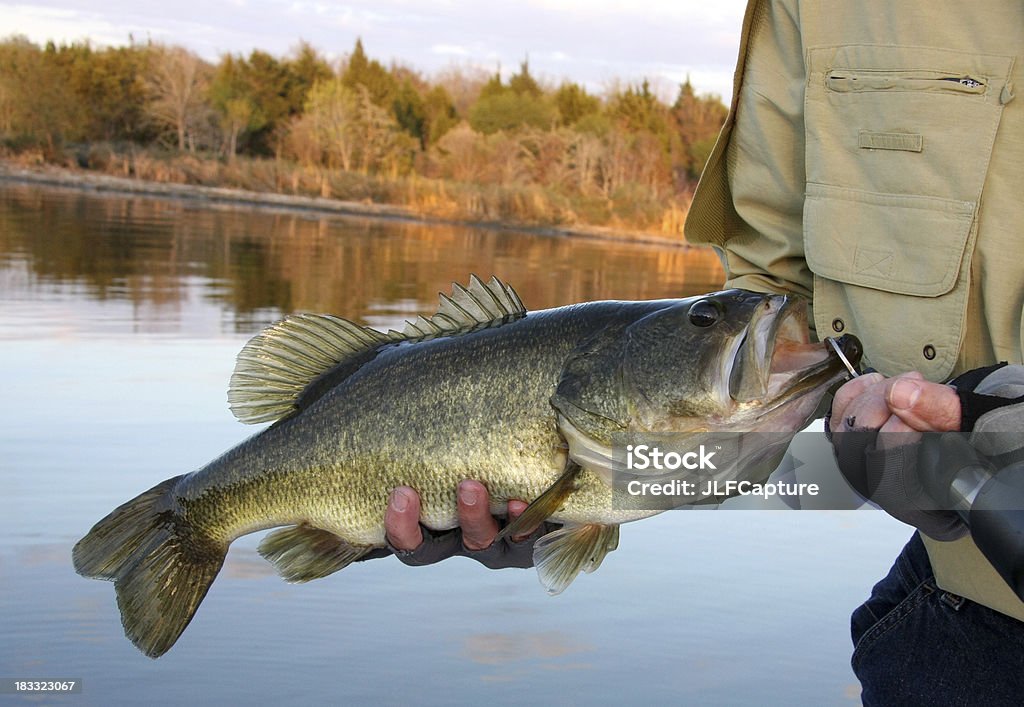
[392,274,526,339]
[228,313,391,424]
[228,275,526,424]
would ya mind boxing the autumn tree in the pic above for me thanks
[288,76,413,179]
[0,38,80,152]
[209,54,265,158]
[432,122,485,182]
[433,64,490,117]
[45,42,153,142]
[293,78,358,172]
[147,45,209,151]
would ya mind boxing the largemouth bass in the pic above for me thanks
[74,277,861,658]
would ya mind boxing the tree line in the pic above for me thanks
[0,36,728,233]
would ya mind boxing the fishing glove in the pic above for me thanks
[356,518,560,569]
[387,519,559,569]
[829,363,1024,541]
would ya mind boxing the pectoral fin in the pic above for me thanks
[496,460,583,541]
[534,524,620,595]
[258,524,372,583]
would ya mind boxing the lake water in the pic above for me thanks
[0,183,912,705]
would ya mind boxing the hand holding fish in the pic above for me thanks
[382,481,551,567]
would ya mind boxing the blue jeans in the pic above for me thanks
[852,532,1024,705]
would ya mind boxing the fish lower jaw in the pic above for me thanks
[744,388,829,433]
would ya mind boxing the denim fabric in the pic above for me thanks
[852,533,1024,705]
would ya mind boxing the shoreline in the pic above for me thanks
[0,162,697,249]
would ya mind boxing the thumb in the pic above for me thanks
[885,377,961,432]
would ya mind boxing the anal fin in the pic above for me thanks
[258,524,372,583]
[496,460,583,541]
[534,524,620,596]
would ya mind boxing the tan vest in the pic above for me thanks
[686,0,1024,620]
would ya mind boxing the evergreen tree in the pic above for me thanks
[553,81,599,127]
[284,41,332,115]
[341,38,397,107]
[392,79,427,147]
[507,60,542,98]
[423,84,458,146]
[671,77,727,180]
[469,62,554,134]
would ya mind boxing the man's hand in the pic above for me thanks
[830,372,961,440]
[883,374,962,432]
[385,480,534,551]
[377,481,555,569]
[829,371,967,541]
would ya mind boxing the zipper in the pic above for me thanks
[826,70,986,95]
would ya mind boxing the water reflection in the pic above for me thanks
[462,631,592,666]
[0,183,724,335]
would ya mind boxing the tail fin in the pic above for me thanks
[73,475,226,658]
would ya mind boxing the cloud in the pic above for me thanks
[430,43,471,57]
[0,0,746,96]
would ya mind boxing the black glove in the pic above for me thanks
[830,364,1024,541]
[358,519,561,569]
[832,425,967,541]
[951,362,1024,433]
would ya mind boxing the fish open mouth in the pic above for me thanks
[727,296,863,405]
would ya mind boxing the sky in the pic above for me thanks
[0,0,748,100]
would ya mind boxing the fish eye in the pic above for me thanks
[687,300,720,327]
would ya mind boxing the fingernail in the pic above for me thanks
[890,380,921,410]
[459,482,479,507]
[391,488,409,513]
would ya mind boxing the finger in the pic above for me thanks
[885,376,961,432]
[833,377,890,433]
[830,372,886,433]
[385,486,424,551]
[507,500,536,542]
[876,414,921,450]
[457,480,500,551]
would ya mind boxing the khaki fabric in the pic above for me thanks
[686,0,1024,619]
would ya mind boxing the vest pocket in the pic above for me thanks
[802,45,1013,379]
[825,69,987,96]
[803,184,974,379]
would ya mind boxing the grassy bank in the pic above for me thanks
[1,146,695,245]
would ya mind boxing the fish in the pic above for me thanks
[73,276,861,658]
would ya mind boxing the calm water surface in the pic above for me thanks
[0,183,911,705]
